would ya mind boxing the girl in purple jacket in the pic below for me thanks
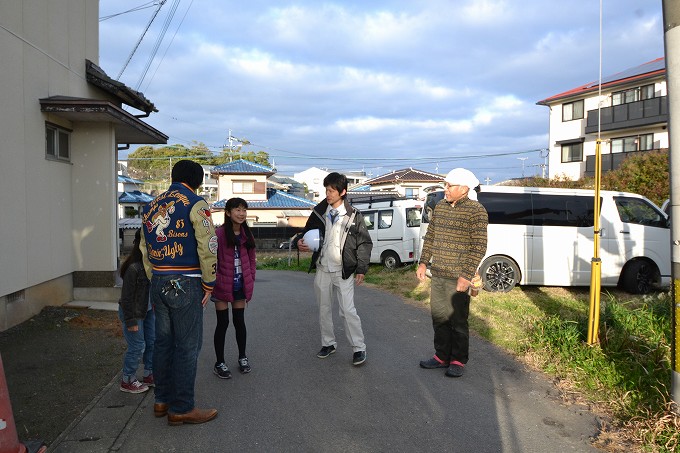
[211,198,257,378]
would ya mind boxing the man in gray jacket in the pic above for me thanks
[298,172,373,366]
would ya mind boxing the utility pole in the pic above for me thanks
[662,0,680,409]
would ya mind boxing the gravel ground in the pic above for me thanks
[0,306,124,447]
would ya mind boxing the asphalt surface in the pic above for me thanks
[49,270,600,452]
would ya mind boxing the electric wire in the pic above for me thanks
[117,0,167,80]
[99,2,159,21]
[135,0,182,90]
[141,0,195,93]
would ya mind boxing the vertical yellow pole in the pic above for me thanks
[587,139,603,345]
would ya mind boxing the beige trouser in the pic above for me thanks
[314,269,366,352]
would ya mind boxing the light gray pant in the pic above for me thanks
[314,269,366,352]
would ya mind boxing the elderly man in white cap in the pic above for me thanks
[416,168,488,377]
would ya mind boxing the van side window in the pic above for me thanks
[363,211,376,230]
[405,208,421,228]
[531,194,594,227]
[614,197,668,228]
[478,193,533,225]
[379,210,393,229]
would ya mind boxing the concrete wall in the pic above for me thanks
[0,0,107,330]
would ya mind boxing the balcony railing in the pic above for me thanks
[584,148,662,177]
[585,96,668,134]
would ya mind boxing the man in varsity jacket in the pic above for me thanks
[140,160,218,425]
[416,168,488,378]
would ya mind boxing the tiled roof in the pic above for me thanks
[212,189,316,210]
[363,168,443,185]
[118,175,144,185]
[537,57,666,105]
[211,159,275,175]
[119,190,154,203]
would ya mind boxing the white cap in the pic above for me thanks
[444,168,480,201]
[303,229,321,252]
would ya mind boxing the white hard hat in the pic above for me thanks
[303,229,321,252]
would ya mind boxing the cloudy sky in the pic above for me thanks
[99,0,665,183]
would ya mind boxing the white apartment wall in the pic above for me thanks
[547,78,668,180]
[294,167,329,201]
[0,0,105,330]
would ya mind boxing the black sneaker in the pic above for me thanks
[238,357,251,374]
[213,362,232,379]
[317,345,336,358]
[445,363,465,378]
[419,357,448,369]
[352,351,367,366]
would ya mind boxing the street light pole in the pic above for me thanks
[517,157,528,178]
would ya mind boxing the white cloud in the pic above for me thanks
[98,0,665,178]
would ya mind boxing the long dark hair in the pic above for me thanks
[223,197,255,249]
[120,228,143,278]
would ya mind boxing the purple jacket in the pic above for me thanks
[212,226,257,302]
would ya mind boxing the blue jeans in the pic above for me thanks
[118,305,155,381]
[151,275,204,414]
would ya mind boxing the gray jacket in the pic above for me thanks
[303,199,373,279]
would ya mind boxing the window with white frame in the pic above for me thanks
[561,142,583,163]
[232,180,255,194]
[612,84,655,106]
[405,187,419,198]
[562,100,584,121]
[46,123,70,161]
[611,134,654,153]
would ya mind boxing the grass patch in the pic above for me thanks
[257,253,679,450]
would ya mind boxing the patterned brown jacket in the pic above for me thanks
[419,196,488,281]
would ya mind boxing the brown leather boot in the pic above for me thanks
[153,403,168,418]
[167,408,218,426]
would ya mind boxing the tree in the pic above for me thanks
[510,149,669,207]
[126,143,272,181]
[601,149,669,206]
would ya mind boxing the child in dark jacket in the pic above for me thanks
[211,198,257,378]
[118,228,155,393]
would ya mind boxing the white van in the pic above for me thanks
[352,197,423,269]
[419,186,670,294]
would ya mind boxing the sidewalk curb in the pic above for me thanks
[47,371,151,452]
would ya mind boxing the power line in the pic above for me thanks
[117,0,167,80]
[99,2,159,21]
[135,0,181,90]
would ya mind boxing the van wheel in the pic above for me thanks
[620,260,656,294]
[480,256,519,292]
[382,251,401,270]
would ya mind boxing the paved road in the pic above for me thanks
[51,270,599,452]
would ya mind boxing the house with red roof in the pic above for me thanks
[537,58,668,180]
[353,168,444,201]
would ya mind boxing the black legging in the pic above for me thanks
[213,307,247,364]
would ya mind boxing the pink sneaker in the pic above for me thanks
[143,374,155,387]
[120,379,149,394]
